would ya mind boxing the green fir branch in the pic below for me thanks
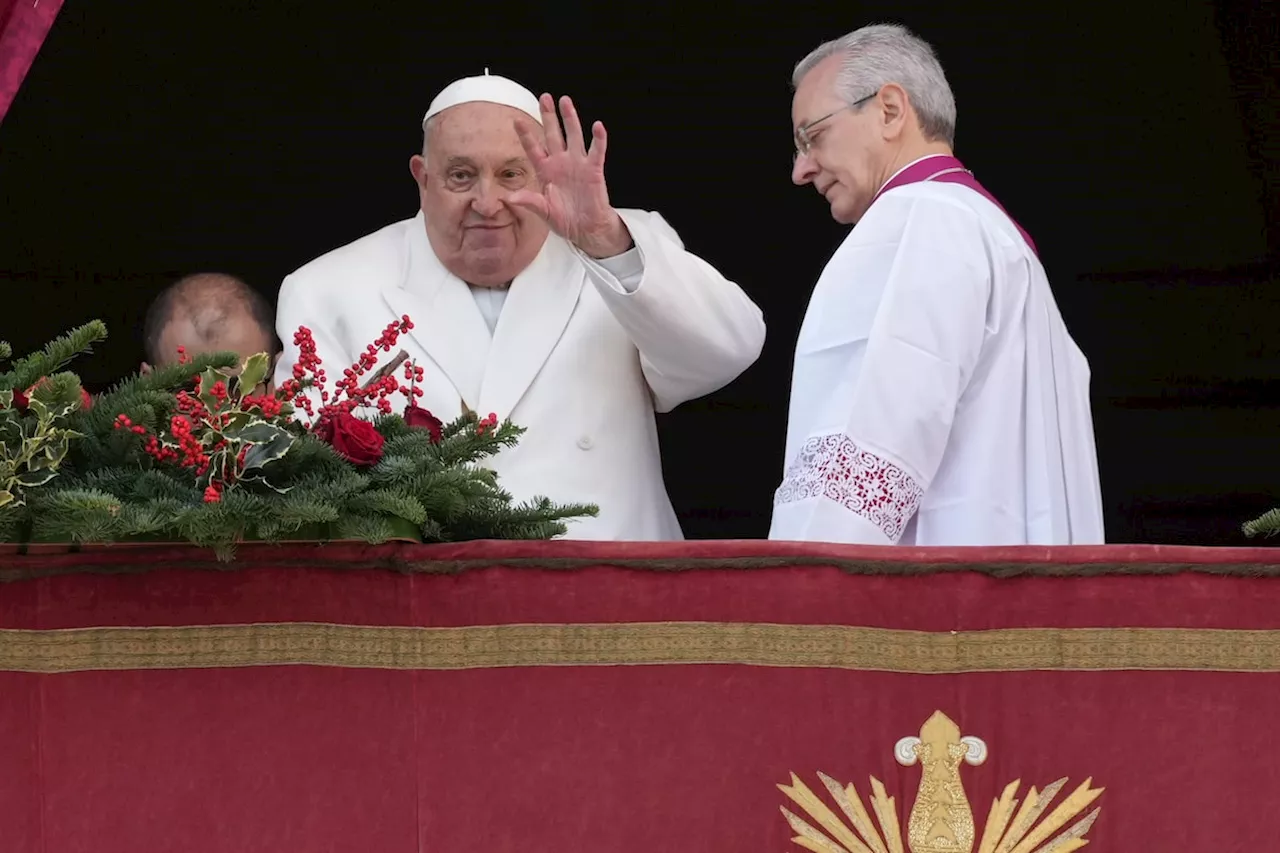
[333,513,400,544]
[0,505,24,543]
[1243,508,1280,538]
[28,488,127,544]
[0,320,107,391]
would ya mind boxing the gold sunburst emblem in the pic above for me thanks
[778,710,1103,853]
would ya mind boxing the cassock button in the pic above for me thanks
[577,435,593,451]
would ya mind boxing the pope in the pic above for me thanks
[273,72,766,540]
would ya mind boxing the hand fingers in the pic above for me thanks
[587,120,607,168]
[506,188,551,221]
[558,95,587,156]
[514,117,549,168]
[538,93,565,154]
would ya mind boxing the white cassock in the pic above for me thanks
[770,178,1104,545]
[274,208,765,540]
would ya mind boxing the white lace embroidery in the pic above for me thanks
[774,433,924,542]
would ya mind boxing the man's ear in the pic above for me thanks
[877,83,911,141]
[139,361,152,375]
[410,154,429,187]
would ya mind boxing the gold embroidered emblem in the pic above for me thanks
[778,710,1103,853]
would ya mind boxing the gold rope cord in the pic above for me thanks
[2,622,1279,674]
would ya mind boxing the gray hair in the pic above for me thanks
[792,23,956,146]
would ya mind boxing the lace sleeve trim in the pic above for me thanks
[774,433,924,543]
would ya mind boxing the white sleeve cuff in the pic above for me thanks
[583,246,644,294]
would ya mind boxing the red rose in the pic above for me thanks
[12,376,48,412]
[403,404,443,443]
[7,382,90,413]
[325,411,385,466]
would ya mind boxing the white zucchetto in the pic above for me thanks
[422,69,542,127]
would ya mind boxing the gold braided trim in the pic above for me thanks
[2,622,1280,674]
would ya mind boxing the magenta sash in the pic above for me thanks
[871,155,1038,257]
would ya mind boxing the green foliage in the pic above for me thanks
[0,321,598,556]
[0,320,107,392]
[1243,508,1280,539]
[29,407,596,557]
[0,323,102,512]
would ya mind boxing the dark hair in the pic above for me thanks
[143,273,278,364]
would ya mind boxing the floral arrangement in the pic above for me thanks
[0,318,596,558]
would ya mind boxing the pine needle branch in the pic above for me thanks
[0,320,107,391]
[1243,508,1280,538]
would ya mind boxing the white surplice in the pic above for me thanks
[769,178,1104,545]
[274,208,766,541]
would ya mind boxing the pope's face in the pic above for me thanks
[790,56,885,225]
[411,102,550,287]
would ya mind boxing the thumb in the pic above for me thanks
[507,188,550,220]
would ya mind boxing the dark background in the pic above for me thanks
[1,1,1276,544]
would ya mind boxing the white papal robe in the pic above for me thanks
[769,173,1104,546]
[274,208,766,541]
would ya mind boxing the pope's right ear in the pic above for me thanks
[410,154,428,186]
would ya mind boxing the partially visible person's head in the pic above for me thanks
[409,73,550,287]
[791,23,957,224]
[142,273,278,380]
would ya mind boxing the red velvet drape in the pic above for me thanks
[0,0,63,126]
[3,540,1280,851]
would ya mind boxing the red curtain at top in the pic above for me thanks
[0,0,64,127]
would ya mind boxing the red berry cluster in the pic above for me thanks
[242,393,284,418]
[476,412,498,434]
[278,316,421,425]
[114,411,219,495]
[403,360,425,398]
[115,363,290,503]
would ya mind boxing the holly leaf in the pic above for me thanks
[37,432,76,468]
[24,396,47,421]
[15,469,57,488]
[238,468,294,494]
[45,401,77,422]
[200,447,232,488]
[0,389,11,409]
[0,489,13,508]
[231,421,291,446]
[215,411,255,437]
[237,352,271,396]
[0,418,21,446]
[197,367,228,411]
[241,431,293,471]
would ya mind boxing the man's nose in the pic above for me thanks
[792,153,817,186]
[471,181,505,217]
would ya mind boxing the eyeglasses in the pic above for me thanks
[793,91,878,159]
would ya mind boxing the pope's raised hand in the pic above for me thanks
[510,94,633,258]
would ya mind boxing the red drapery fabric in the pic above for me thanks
[2,540,1279,851]
[0,0,63,127]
